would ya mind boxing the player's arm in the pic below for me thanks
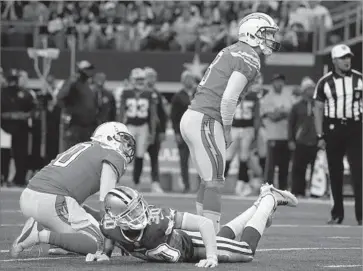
[312,78,327,137]
[149,92,158,142]
[221,71,249,131]
[174,212,218,264]
[99,162,119,217]
[118,91,127,123]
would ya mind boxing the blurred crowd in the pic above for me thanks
[1,0,339,52]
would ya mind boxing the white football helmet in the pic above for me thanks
[103,186,150,231]
[130,68,146,90]
[91,122,136,163]
[238,12,280,55]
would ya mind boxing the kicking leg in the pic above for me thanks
[240,184,298,255]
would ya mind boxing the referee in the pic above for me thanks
[313,44,362,225]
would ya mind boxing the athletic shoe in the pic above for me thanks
[270,186,298,207]
[11,217,40,258]
[151,182,164,193]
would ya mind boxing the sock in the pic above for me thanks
[224,160,231,178]
[223,205,257,240]
[241,195,275,254]
[196,181,205,215]
[133,157,144,185]
[217,226,236,239]
[238,161,249,183]
[40,230,97,255]
[202,185,221,233]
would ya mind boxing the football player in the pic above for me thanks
[224,74,262,197]
[119,68,158,191]
[144,67,167,193]
[10,122,136,257]
[180,13,280,232]
[85,184,297,268]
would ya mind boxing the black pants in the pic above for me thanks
[325,119,362,222]
[1,148,11,184]
[11,130,29,186]
[291,144,318,196]
[264,140,290,190]
[62,124,95,151]
[177,139,190,191]
[147,139,161,183]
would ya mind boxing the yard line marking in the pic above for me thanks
[1,224,23,227]
[0,247,361,257]
[0,188,355,206]
[272,224,357,229]
[327,236,352,239]
[0,210,21,213]
[323,265,362,268]
[258,247,361,252]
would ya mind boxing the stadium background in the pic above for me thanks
[0,0,362,193]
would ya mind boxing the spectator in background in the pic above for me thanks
[260,74,294,190]
[145,67,167,193]
[92,72,116,125]
[56,60,97,151]
[0,67,11,186]
[171,6,201,51]
[288,77,318,197]
[22,1,49,47]
[44,75,61,165]
[99,2,124,50]
[1,69,37,187]
[309,0,333,31]
[171,71,197,193]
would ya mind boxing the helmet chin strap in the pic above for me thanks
[259,43,272,55]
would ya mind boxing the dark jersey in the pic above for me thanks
[232,91,259,128]
[121,88,156,126]
[28,142,126,204]
[101,207,194,263]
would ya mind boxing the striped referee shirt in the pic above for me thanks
[313,69,363,120]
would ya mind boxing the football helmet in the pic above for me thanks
[130,68,146,90]
[103,186,150,230]
[144,67,157,87]
[238,12,280,55]
[91,122,136,163]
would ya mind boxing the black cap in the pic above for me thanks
[271,74,286,82]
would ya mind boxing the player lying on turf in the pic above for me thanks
[85,184,298,267]
[10,122,136,258]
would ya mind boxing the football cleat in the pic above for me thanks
[270,186,298,207]
[11,217,40,258]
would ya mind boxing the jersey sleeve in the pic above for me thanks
[313,78,327,102]
[230,51,260,81]
[103,150,127,180]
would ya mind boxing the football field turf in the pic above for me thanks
[0,188,362,271]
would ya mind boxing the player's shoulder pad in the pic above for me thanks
[230,43,261,71]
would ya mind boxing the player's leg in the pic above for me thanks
[188,231,253,263]
[128,125,144,188]
[235,127,255,196]
[224,127,240,178]
[11,188,103,257]
[180,110,225,232]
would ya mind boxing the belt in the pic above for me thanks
[325,117,362,125]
